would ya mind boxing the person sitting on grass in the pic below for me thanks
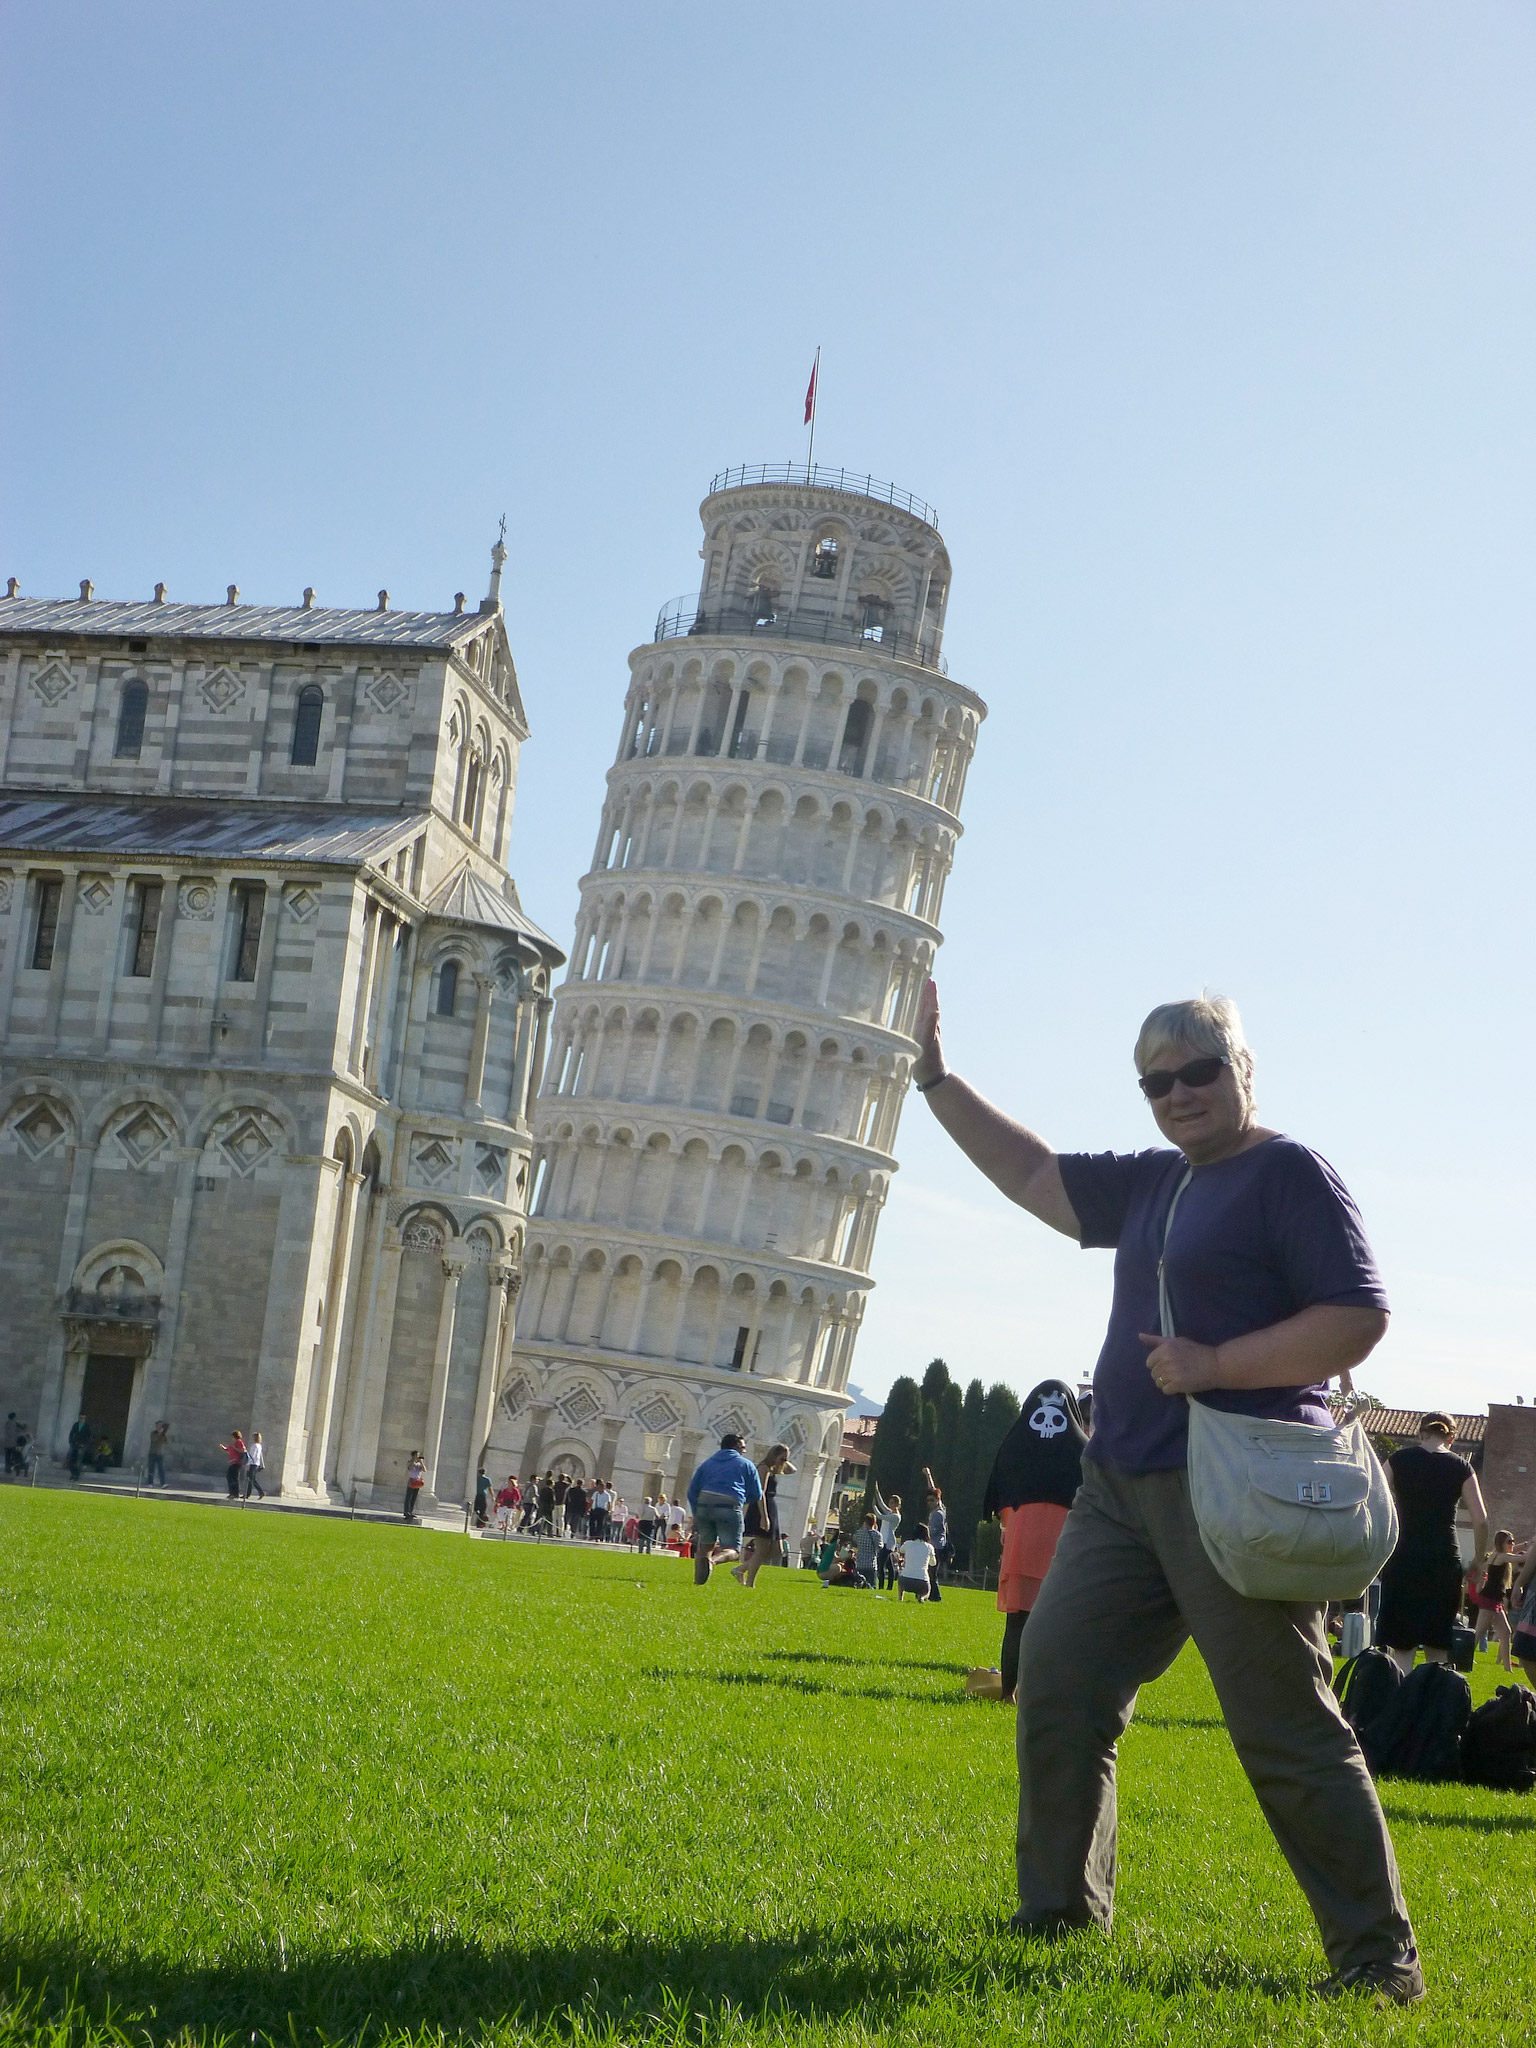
[686,1431,763,1586]
[852,1512,883,1589]
[896,1523,935,1602]
[825,1548,861,1589]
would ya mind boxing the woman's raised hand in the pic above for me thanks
[913,977,944,1085]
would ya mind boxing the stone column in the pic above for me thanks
[422,1254,467,1504]
[671,1426,705,1500]
[463,1259,513,1499]
[124,1147,199,1468]
[347,901,380,1076]
[37,1136,98,1457]
[251,1155,335,1493]
[339,1221,404,1500]
[527,995,553,1106]
[462,974,493,1119]
[509,994,536,1122]
[304,1168,365,1491]
[519,1399,554,1477]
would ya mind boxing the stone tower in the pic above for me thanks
[492,465,985,1539]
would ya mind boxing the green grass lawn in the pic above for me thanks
[1,1491,1530,2047]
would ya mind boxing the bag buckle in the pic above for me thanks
[1296,1480,1332,1504]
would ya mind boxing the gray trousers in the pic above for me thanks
[1017,1456,1413,1971]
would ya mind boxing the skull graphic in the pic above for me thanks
[1029,1401,1068,1440]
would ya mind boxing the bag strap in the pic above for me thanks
[1158,1166,1193,1339]
[1159,1159,1359,1409]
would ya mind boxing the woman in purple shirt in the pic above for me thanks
[914,985,1421,2006]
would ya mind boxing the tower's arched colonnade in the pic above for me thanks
[494,474,986,1539]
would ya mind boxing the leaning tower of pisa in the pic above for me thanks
[491,465,985,1539]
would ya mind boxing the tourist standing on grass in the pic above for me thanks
[67,1414,92,1479]
[687,1432,763,1585]
[870,1483,902,1590]
[922,1467,948,1602]
[1511,1538,1536,1687]
[1470,1531,1520,1670]
[404,1452,426,1520]
[637,1498,657,1552]
[146,1420,170,1489]
[243,1433,266,1500]
[896,1523,935,1602]
[983,1381,1088,1705]
[1376,1413,1488,1675]
[219,1431,248,1500]
[564,1477,587,1539]
[913,983,1421,2004]
[732,1444,794,1587]
[589,1480,613,1543]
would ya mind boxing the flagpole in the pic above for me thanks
[806,346,820,475]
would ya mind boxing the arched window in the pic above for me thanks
[811,535,839,579]
[461,754,481,830]
[114,680,148,760]
[750,580,779,626]
[437,960,459,1016]
[291,685,323,766]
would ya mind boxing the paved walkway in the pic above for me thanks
[4,1467,697,1550]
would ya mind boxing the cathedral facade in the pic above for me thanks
[490,468,985,1541]
[0,550,562,1505]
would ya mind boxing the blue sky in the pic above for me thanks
[4,3,1533,1413]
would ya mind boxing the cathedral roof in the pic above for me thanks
[422,859,562,957]
[0,792,424,866]
[0,594,490,651]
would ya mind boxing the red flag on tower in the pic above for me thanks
[803,353,818,426]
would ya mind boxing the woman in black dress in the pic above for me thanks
[1376,1411,1488,1674]
[732,1444,794,1587]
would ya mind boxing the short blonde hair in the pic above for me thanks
[1134,994,1255,1113]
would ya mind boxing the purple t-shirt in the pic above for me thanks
[1058,1135,1389,1475]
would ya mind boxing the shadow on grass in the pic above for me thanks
[1131,1715,1226,1732]
[1381,1803,1536,1832]
[763,1650,972,1677]
[0,1926,1309,2044]
[641,1665,972,1707]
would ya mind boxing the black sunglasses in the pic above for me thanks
[1138,1054,1230,1100]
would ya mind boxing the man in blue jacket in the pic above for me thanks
[686,1432,763,1585]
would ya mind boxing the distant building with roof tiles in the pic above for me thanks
[0,548,562,1504]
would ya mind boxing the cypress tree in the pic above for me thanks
[948,1377,988,1566]
[867,1376,922,1515]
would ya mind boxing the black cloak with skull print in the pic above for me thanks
[982,1379,1087,1517]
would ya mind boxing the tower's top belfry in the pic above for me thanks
[658,463,952,679]
[496,464,984,1540]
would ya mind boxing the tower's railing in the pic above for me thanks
[651,598,947,675]
[706,464,939,530]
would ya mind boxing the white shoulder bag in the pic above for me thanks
[1160,1167,1398,1603]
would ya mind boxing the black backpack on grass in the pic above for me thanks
[1358,1662,1471,1781]
[1461,1686,1536,1792]
[1333,1648,1401,1737]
